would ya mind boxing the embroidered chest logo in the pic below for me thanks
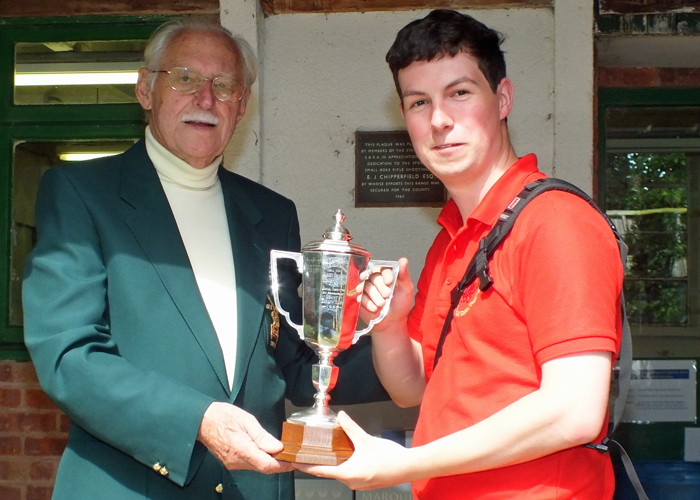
[454,280,481,317]
[266,295,280,348]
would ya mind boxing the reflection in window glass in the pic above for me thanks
[14,40,146,105]
[607,152,687,324]
[605,107,700,326]
[10,140,136,326]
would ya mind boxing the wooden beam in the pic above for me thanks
[261,0,552,15]
[600,0,700,14]
[0,0,219,18]
[598,67,700,88]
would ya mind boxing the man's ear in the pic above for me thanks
[234,88,251,126]
[399,101,405,119]
[135,67,154,111]
[497,77,514,121]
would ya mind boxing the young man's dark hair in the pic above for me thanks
[385,9,506,98]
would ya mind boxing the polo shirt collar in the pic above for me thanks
[437,154,539,236]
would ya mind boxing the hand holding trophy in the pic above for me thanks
[269,210,398,465]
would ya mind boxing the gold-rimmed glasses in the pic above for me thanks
[150,67,246,102]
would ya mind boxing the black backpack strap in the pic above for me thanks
[434,178,610,369]
[432,177,648,500]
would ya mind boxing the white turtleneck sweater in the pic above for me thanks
[145,127,238,390]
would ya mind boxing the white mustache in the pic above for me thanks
[181,111,219,125]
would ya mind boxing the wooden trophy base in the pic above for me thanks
[274,421,354,465]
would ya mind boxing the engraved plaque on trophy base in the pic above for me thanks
[275,421,354,465]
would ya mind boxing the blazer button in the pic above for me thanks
[152,463,168,476]
[216,484,223,493]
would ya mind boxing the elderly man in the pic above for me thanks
[23,18,386,500]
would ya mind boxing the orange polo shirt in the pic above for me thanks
[408,154,623,499]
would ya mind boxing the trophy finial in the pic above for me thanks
[323,209,352,242]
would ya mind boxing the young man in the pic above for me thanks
[297,10,623,499]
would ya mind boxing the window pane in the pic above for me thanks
[14,40,146,105]
[605,107,700,326]
[11,140,136,326]
[624,279,688,325]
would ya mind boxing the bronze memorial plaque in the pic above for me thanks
[355,131,446,208]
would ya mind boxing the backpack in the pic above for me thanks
[433,177,648,500]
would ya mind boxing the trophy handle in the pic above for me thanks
[353,260,400,342]
[270,250,304,339]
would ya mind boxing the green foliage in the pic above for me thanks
[624,279,687,325]
[606,153,688,325]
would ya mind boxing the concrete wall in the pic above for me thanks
[219,1,593,431]
[220,3,593,283]
[262,9,557,283]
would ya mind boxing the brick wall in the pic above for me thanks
[0,361,67,500]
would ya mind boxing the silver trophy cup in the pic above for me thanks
[270,210,398,457]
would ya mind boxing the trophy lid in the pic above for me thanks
[323,210,351,242]
[302,210,370,256]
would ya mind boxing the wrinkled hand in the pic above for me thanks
[294,411,411,490]
[358,257,413,332]
[198,402,293,473]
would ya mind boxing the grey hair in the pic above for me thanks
[140,17,258,90]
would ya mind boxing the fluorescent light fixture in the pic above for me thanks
[15,61,142,87]
[59,152,122,162]
[15,71,138,87]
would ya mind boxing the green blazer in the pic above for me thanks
[23,140,387,500]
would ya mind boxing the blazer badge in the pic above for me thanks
[266,295,280,349]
